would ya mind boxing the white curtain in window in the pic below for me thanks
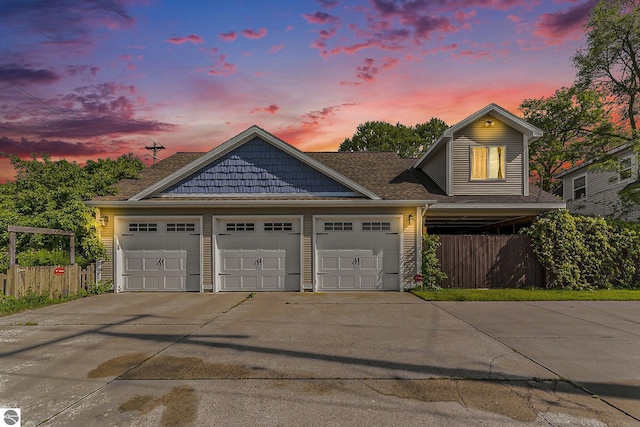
[471,147,488,179]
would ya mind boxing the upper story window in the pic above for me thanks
[471,146,505,180]
[573,175,586,200]
[620,157,632,180]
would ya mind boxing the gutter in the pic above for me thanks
[86,199,439,208]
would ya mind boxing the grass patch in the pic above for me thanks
[411,288,640,301]
[0,281,112,317]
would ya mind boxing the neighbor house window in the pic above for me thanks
[620,157,632,180]
[573,175,586,200]
[471,146,505,180]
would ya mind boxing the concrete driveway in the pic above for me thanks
[0,292,638,427]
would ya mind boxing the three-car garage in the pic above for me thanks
[114,215,404,293]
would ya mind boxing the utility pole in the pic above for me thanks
[144,139,165,164]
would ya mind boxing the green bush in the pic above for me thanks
[15,249,89,269]
[417,234,447,290]
[522,210,640,289]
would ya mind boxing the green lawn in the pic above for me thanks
[411,288,640,301]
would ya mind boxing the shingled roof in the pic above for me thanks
[92,149,561,204]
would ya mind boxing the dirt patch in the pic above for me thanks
[121,355,268,379]
[87,353,148,378]
[302,380,349,394]
[370,379,538,422]
[119,385,198,427]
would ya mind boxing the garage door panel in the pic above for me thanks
[125,258,143,271]
[316,218,400,291]
[143,277,160,290]
[118,219,201,292]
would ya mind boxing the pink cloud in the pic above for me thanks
[119,54,133,61]
[356,58,378,82]
[250,104,279,114]
[242,28,268,39]
[533,0,596,44]
[302,11,340,25]
[454,10,477,23]
[167,34,204,45]
[268,44,285,54]
[507,14,522,23]
[219,31,238,42]
[209,54,236,76]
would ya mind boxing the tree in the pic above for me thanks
[520,86,618,192]
[339,118,448,158]
[573,0,640,139]
[0,154,144,270]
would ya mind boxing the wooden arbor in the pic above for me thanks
[8,226,75,266]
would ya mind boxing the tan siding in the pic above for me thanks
[303,213,313,288]
[202,216,212,288]
[402,212,417,287]
[99,209,115,283]
[422,144,447,192]
[452,115,524,196]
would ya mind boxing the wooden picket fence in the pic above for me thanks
[0,264,95,298]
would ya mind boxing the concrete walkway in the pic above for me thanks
[0,292,637,426]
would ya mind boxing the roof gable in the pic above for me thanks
[164,137,355,195]
[414,103,543,169]
[130,125,381,201]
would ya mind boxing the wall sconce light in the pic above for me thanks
[99,215,109,226]
[408,214,414,225]
[485,120,494,127]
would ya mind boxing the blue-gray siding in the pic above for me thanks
[165,137,353,195]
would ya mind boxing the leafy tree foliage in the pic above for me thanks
[520,87,618,192]
[573,0,640,138]
[0,154,144,270]
[339,118,448,158]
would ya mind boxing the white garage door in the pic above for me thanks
[117,219,201,292]
[316,218,400,291]
[216,219,301,291]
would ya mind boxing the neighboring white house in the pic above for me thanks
[555,143,639,221]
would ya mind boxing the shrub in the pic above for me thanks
[522,210,640,289]
[418,234,447,290]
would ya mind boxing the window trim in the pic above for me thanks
[470,145,506,181]
[619,156,633,181]
[572,174,587,200]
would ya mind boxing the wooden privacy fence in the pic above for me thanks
[0,264,96,298]
[435,235,547,289]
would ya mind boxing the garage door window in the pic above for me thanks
[167,223,196,232]
[264,222,293,231]
[324,222,353,231]
[129,223,157,232]
[362,222,391,231]
[227,223,255,232]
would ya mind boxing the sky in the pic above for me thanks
[0,0,597,182]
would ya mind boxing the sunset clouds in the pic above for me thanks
[0,0,597,181]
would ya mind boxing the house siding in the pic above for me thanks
[164,137,353,195]
[452,115,524,196]
[98,206,418,291]
[562,150,639,220]
[422,144,447,193]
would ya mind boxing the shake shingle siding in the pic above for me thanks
[452,116,523,196]
[165,137,353,195]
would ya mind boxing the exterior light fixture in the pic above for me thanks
[485,120,493,127]
[408,214,414,225]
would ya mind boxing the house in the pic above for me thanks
[555,143,639,221]
[87,104,564,293]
